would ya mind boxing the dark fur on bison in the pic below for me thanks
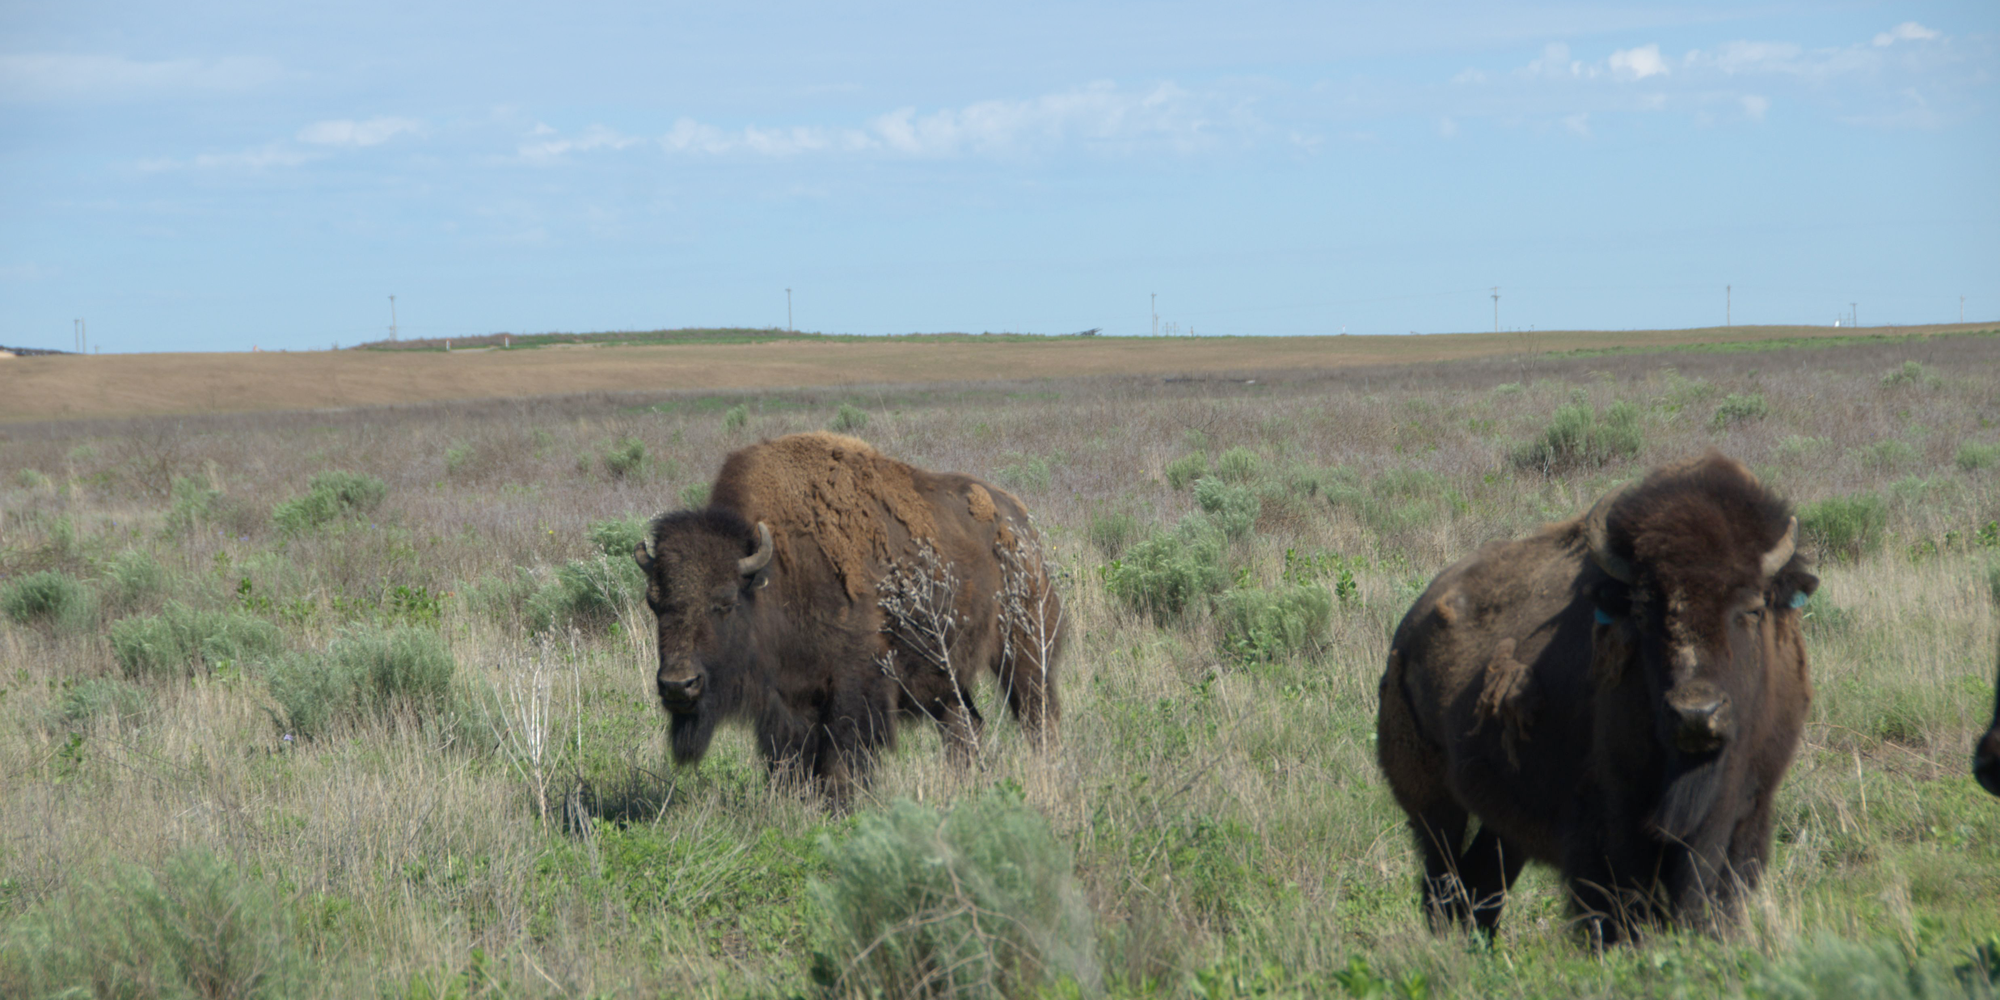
[635,432,1063,803]
[1377,452,1817,944]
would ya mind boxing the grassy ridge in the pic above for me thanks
[2,339,1998,997]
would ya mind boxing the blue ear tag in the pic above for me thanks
[1789,591,1810,608]
[1593,607,1616,625]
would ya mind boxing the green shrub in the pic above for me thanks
[1217,583,1333,664]
[1193,477,1259,540]
[1321,467,1457,542]
[1746,934,1957,1000]
[0,848,304,1000]
[1956,441,2000,472]
[163,474,220,535]
[272,470,386,535]
[1164,452,1209,491]
[1880,360,1938,389]
[102,549,167,608]
[588,516,651,559]
[1856,439,1919,471]
[724,403,749,432]
[1103,517,1228,625]
[1711,392,1770,429]
[831,403,869,433]
[443,441,477,476]
[109,603,285,680]
[679,482,712,508]
[1087,510,1141,559]
[1213,446,1261,483]
[1510,397,1643,473]
[267,624,455,738]
[996,454,1053,493]
[1799,493,1888,563]
[53,677,149,728]
[810,787,1098,999]
[15,468,50,490]
[600,437,647,479]
[2,570,95,631]
[528,556,643,633]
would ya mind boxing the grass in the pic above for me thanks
[1,337,1997,997]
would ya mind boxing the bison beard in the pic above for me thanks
[1378,452,1814,944]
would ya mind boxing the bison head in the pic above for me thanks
[1582,456,1817,841]
[633,509,774,762]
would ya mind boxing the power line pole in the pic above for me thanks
[1490,287,1500,333]
[388,295,398,342]
[786,288,793,332]
[1151,292,1158,337]
[1961,296,1965,323]
[1726,285,1731,327]
[1850,302,1857,329]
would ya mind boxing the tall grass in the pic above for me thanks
[2,338,1997,997]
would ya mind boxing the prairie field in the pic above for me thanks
[2,331,1999,998]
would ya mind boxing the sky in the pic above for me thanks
[2,1,1996,352]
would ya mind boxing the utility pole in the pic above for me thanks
[388,295,398,342]
[1961,296,1965,323]
[1850,302,1857,329]
[1151,292,1158,337]
[1491,287,1500,334]
[81,318,85,354]
[786,288,792,332]
[1726,285,1731,327]
[74,319,80,353]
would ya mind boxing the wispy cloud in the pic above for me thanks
[298,117,422,147]
[1609,44,1669,80]
[0,53,282,102]
[518,123,647,162]
[1874,22,1940,47]
[646,82,1231,160]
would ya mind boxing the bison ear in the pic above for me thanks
[633,540,655,574]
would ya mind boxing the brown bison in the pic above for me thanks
[634,432,1063,800]
[1376,453,1817,944]
[1977,656,2000,796]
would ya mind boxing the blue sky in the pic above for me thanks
[2,2,1995,352]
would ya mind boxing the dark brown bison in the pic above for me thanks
[1376,453,1817,944]
[634,432,1063,800]
[1977,655,2000,796]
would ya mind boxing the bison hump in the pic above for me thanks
[712,432,941,602]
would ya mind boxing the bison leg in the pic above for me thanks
[938,693,985,766]
[1408,802,1475,931]
[997,655,1059,749]
[1458,825,1527,936]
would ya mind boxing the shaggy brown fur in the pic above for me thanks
[1377,452,1817,943]
[639,432,1063,803]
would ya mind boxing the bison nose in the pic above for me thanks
[657,670,705,710]
[1667,683,1733,754]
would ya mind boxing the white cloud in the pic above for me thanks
[518,124,647,162]
[1451,68,1487,85]
[297,117,422,147]
[1609,44,1669,80]
[0,53,282,102]
[1438,117,1458,137]
[654,82,1225,160]
[1562,112,1590,135]
[1873,22,1940,47]
[1740,94,1769,120]
[1520,42,1581,79]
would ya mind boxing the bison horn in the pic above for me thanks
[1761,516,1797,580]
[1584,484,1637,583]
[738,521,773,577]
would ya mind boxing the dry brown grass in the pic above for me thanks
[3,322,1990,423]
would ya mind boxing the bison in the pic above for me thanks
[1978,654,2000,796]
[1376,453,1817,944]
[634,432,1063,801]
